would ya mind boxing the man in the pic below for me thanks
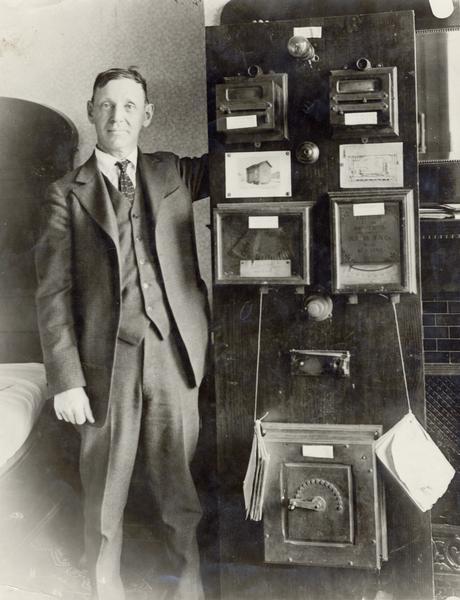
[35,67,209,600]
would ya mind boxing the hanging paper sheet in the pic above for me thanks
[243,419,271,521]
[375,412,455,512]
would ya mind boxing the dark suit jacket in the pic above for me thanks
[35,150,209,425]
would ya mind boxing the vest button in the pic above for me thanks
[139,258,146,265]
[136,235,143,241]
[143,282,150,289]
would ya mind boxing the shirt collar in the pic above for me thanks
[94,147,138,191]
[94,146,138,173]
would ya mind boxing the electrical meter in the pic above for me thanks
[329,189,417,295]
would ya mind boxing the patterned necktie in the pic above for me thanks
[116,159,135,204]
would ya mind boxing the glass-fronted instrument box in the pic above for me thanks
[213,201,312,285]
[329,189,417,295]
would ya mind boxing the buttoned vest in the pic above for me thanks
[102,172,171,345]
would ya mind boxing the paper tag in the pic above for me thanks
[353,203,385,217]
[248,216,279,229]
[344,112,378,126]
[226,115,258,130]
[240,260,291,278]
[293,26,322,38]
[302,445,334,459]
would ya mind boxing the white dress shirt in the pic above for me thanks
[94,146,138,190]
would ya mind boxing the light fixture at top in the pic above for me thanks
[429,0,455,18]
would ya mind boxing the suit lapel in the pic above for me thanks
[72,154,120,253]
[137,152,167,223]
[72,151,168,248]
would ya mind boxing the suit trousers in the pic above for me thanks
[78,324,203,600]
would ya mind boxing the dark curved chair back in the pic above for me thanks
[0,97,77,362]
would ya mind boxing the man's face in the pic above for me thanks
[87,78,154,158]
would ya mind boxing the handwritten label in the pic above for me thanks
[240,259,291,278]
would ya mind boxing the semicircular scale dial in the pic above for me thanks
[290,478,344,513]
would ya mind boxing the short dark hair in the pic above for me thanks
[91,67,149,102]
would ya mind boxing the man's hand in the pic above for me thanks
[54,387,95,425]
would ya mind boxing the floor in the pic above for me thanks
[0,483,217,600]
[0,402,219,600]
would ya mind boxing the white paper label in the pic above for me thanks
[225,150,292,199]
[302,445,334,459]
[353,203,385,217]
[293,26,322,38]
[344,112,378,126]
[248,216,279,229]
[226,115,258,130]
[339,142,404,189]
[240,260,291,278]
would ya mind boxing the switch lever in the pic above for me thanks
[288,495,327,512]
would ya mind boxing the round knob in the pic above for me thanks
[287,36,315,60]
[356,57,372,71]
[247,64,263,78]
[296,141,320,164]
[305,295,333,321]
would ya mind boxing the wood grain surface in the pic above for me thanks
[207,10,434,600]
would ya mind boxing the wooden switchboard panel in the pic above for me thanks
[206,11,434,600]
